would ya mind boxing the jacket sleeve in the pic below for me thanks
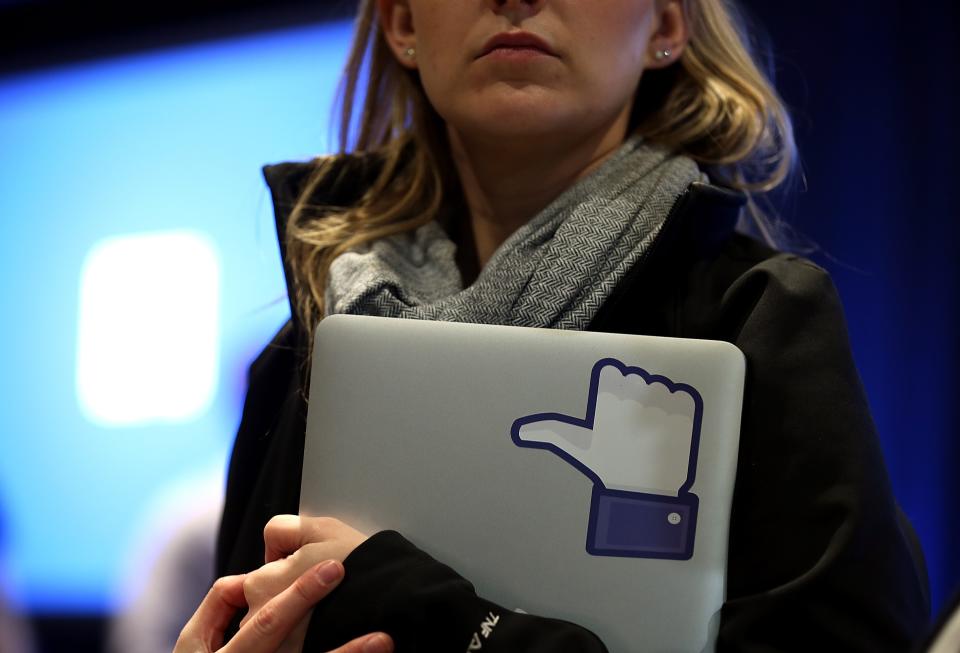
[712,254,930,652]
[305,530,609,653]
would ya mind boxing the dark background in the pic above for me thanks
[3,0,958,651]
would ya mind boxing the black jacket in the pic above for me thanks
[217,155,930,652]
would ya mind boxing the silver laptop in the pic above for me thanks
[301,314,745,652]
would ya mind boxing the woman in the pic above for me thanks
[177,0,931,651]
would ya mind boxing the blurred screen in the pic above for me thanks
[0,19,352,613]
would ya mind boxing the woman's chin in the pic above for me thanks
[439,86,589,139]
[452,109,587,143]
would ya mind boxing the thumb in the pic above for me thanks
[513,416,594,458]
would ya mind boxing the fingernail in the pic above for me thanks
[363,633,391,653]
[316,560,342,585]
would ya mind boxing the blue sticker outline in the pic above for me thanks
[510,357,705,560]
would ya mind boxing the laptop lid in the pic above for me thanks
[301,314,745,652]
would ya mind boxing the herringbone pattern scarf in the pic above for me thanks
[325,138,701,329]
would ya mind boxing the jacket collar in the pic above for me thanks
[261,155,746,333]
[262,153,385,333]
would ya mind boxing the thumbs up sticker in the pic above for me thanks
[511,358,704,560]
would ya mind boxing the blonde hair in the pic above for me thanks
[286,0,797,338]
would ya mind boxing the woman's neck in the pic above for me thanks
[447,115,630,276]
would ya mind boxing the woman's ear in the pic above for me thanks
[377,0,418,69]
[645,0,690,69]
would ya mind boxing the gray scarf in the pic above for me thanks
[325,137,701,329]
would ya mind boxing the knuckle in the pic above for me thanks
[211,576,232,596]
[263,515,284,540]
[311,516,341,538]
[242,574,260,601]
[289,546,310,567]
[300,542,325,558]
[252,603,279,637]
[264,514,296,538]
[242,559,293,608]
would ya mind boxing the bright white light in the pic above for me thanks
[77,231,220,426]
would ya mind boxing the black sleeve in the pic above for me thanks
[305,531,609,653]
[216,320,305,581]
[713,254,930,652]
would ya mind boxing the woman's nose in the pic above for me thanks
[486,0,546,19]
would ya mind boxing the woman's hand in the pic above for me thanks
[238,516,371,653]
[174,561,392,653]
[264,515,368,565]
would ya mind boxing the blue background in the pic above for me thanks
[0,20,352,613]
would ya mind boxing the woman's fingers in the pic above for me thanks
[177,560,388,653]
[264,515,343,563]
[174,575,248,653]
[241,557,294,625]
[329,633,394,653]
[264,515,367,564]
[225,560,345,653]
[264,514,304,563]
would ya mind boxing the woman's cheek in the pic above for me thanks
[416,60,457,124]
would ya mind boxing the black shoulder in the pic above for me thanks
[260,152,389,336]
[261,151,389,228]
[247,319,298,380]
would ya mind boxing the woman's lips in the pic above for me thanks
[478,31,558,59]
[483,46,554,61]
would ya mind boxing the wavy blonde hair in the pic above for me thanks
[286,0,797,339]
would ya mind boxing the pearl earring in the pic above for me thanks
[654,48,672,61]
[405,47,416,59]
